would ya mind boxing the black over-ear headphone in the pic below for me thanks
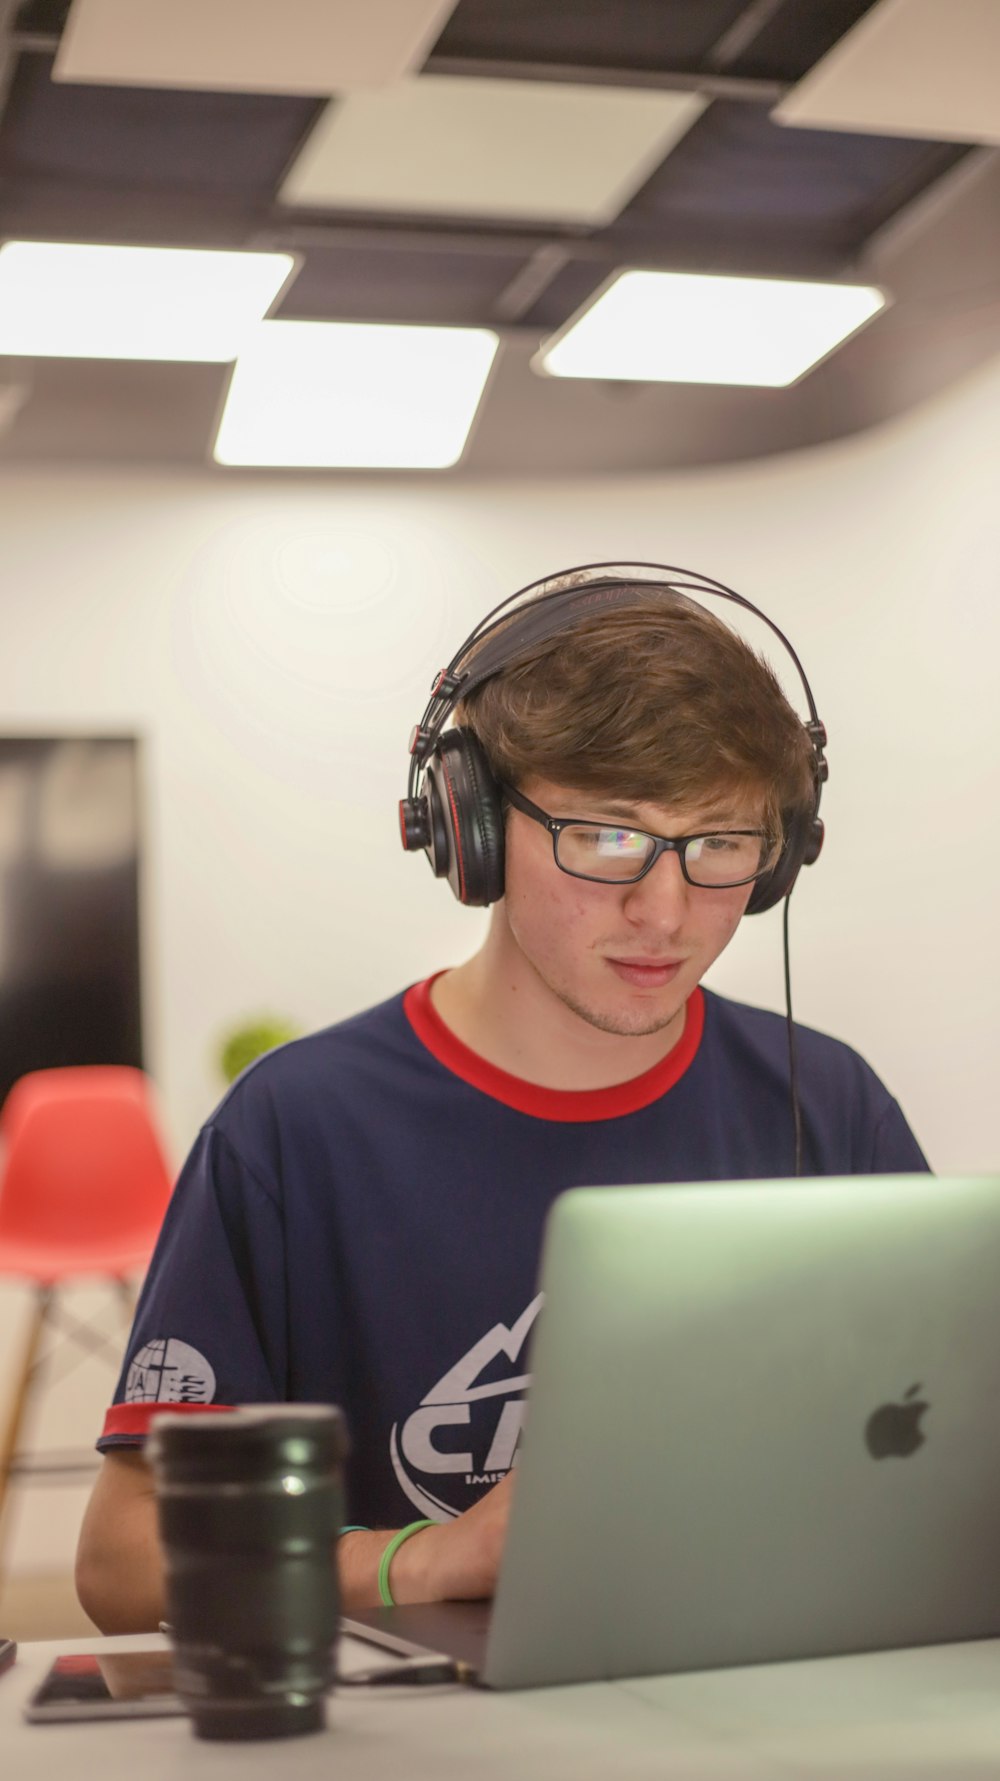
[400,562,829,915]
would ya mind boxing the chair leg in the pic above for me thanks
[0,1285,53,1591]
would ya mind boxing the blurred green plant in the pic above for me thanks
[217,1016,300,1084]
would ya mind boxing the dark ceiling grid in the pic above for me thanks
[427,0,883,87]
[13,1,71,32]
[275,241,531,326]
[608,105,971,254]
[712,0,881,81]
[430,0,756,73]
[0,52,322,196]
[1,356,230,461]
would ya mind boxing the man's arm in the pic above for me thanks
[78,1122,289,1633]
[76,1451,514,1630]
[75,1451,166,1633]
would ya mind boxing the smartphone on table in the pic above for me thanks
[24,1650,185,1722]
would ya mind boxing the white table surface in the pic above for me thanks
[5,1629,1000,1779]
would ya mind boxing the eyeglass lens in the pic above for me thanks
[554,825,772,886]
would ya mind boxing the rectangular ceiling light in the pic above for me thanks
[0,243,295,361]
[213,320,499,468]
[536,271,888,387]
[54,0,458,94]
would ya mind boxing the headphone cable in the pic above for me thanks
[783,887,804,1176]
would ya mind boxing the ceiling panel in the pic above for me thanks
[278,78,705,226]
[774,0,1000,145]
[53,0,460,94]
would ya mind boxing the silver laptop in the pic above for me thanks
[346,1174,1000,1689]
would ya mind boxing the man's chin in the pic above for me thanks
[557,984,687,1041]
[585,1010,683,1040]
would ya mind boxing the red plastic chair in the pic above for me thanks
[0,1066,174,1581]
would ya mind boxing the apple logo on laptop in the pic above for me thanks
[864,1383,929,1459]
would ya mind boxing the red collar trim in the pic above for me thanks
[403,975,704,1122]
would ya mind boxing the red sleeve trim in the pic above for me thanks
[403,974,704,1122]
[99,1402,236,1444]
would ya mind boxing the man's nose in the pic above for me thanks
[621,849,691,925]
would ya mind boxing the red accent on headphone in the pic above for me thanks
[438,754,467,903]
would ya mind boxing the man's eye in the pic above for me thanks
[702,835,741,852]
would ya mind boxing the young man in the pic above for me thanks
[76,568,928,1631]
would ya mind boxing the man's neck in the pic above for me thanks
[428,943,687,1093]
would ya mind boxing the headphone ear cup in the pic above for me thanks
[745,810,824,915]
[423,728,505,906]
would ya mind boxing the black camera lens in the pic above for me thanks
[148,1404,349,1740]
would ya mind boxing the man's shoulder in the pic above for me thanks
[698,988,928,1174]
[207,984,423,1145]
[244,986,412,1077]
[700,986,882,1086]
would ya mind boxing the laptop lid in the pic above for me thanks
[481,1174,1000,1689]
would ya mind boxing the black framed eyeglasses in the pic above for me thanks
[501,785,780,889]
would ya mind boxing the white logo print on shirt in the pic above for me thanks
[390,1295,544,1521]
[125,1338,216,1405]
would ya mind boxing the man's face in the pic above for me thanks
[498,775,761,1039]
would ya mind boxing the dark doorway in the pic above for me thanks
[0,736,143,1107]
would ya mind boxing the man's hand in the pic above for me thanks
[394,1469,515,1603]
[338,1469,516,1609]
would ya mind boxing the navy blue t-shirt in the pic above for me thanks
[99,977,929,1527]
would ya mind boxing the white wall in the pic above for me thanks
[2,350,999,1575]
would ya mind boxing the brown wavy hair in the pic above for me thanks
[453,585,817,843]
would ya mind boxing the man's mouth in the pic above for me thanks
[605,957,684,987]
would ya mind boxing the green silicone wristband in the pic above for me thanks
[377,1519,435,1608]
